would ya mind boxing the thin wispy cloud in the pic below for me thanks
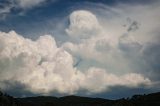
[0,0,159,98]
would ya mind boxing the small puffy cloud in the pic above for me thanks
[66,10,102,39]
[16,0,46,9]
[0,31,150,95]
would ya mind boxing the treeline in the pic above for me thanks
[0,91,19,106]
[0,90,160,106]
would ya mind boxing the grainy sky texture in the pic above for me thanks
[0,0,159,99]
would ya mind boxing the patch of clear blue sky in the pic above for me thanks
[0,0,158,98]
[0,0,154,38]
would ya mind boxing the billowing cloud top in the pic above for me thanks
[66,10,101,39]
[0,0,160,97]
[0,30,150,94]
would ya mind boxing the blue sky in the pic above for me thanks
[0,0,160,99]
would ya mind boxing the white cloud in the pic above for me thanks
[118,34,142,53]
[0,0,55,19]
[0,31,150,94]
[66,10,102,39]
[81,68,150,93]
[63,1,160,77]
[1,1,160,95]
[16,0,47,9]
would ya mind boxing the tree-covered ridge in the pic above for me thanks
[0,91,160,106]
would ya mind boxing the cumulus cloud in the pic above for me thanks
[0,0,55,19]
[61,1,160,94]
[1,0,160,96]
[16,0,47,9]
[142,42,160,80]
[118,34,142,53]
[63,1,160,78]
[0,31,150,95]
[66,10,102,39]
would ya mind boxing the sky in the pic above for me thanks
[0,0,160,99]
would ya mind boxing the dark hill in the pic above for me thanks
[0,91,160,106]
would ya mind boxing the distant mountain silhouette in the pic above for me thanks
[0,91,160,106]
